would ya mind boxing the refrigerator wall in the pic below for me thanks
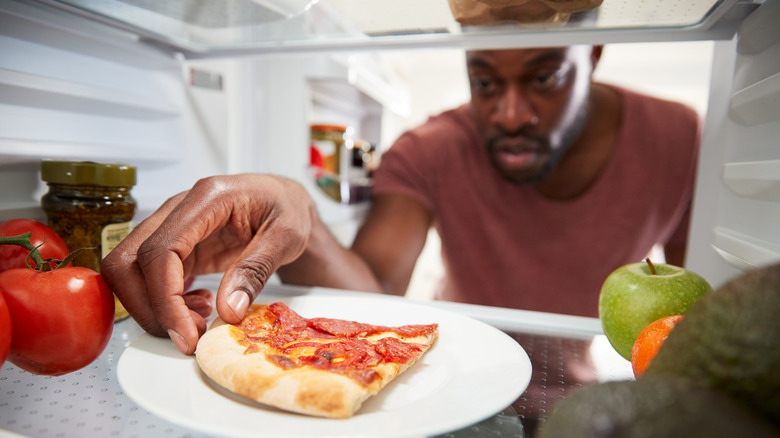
[0,2,228,220]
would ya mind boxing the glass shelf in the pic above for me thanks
[0,282,632,438]
[23,0,754,57]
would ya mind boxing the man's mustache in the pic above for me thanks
[487,130,549,151]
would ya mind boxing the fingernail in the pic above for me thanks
[227,290,251,318]
[168,329,189,353]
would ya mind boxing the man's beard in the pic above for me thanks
[486,102,590,185]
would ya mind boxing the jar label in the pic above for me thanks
[101,221,133,259]
[312,139,339,174]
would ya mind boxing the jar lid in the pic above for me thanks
[41,161,136,187]
[311,124,348,132]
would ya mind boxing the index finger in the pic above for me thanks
[134,181,242,353]
[101,193,187,338]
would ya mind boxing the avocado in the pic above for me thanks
[645,262,780,428]
[537,375,778,438]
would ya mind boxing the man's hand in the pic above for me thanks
[101,174,315,354]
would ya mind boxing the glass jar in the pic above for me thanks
[40,160,137,322]
[310,124,349,176]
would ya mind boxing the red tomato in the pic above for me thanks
[0,292,10,367]
[0,266,114,375]
[0,219,70,271]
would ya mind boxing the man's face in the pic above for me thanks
[467,47,596,184]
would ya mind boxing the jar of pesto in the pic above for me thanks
[40,160,136,322]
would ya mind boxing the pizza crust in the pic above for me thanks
[195,305,437,418]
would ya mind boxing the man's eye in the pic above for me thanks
[531,67,569,91]
[470,78,497,94]
[536,74,557,88]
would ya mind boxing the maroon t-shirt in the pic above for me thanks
[372,86,701,317]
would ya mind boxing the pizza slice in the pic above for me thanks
[195,302,439,418]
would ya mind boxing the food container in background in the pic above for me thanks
[40,160,136,322]
[310,124,350,177]
[310,124,352,202]
[310,124,375,204]
[447,0,602,26]
[350,139,378,178]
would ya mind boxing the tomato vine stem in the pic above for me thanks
[0,232,85,271]
[0,232,47,269]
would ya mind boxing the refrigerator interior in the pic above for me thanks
[0,0,778,293]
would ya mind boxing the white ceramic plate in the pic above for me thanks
[117,295,532,438]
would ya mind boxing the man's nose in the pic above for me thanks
[494,85,539,132]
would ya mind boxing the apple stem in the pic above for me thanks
[645,258,657,275]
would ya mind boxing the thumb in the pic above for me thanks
[215,254,276,324]
[214,214,310,324]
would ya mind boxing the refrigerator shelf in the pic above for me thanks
[0,283,633,438]
[723,160,780,202]
[729,71,780,126]
[0,68,179,120]
[712,226,780,270]
[0,138,181,167]
[17,0,750,57]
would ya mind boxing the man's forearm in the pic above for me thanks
[276,216,384,293]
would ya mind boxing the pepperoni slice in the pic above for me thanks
[375,337,425,364]
[309,318,438,338]
[269,302,308,332]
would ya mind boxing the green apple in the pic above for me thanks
[599,260,713,360]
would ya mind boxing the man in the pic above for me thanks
[101,46,700,355]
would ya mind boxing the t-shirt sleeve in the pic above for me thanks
[372,131,437,212]
[655,98,702,251]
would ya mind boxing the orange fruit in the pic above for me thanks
[631,315,684,378]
